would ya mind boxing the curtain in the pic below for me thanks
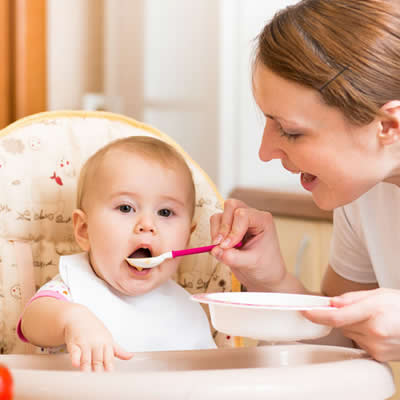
[0,0,46,129]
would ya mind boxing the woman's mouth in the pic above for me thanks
[301,172,318,192]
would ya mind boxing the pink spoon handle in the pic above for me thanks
[172,241,243,258]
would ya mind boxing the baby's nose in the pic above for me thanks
[133,217,156,234]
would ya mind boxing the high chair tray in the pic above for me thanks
[1,344,394,400]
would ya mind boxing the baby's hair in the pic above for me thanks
[76,136,196,216]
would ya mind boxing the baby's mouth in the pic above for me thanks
[127,247,152,272]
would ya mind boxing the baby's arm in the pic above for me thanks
[19,286,133,372]
[20,296,82,347]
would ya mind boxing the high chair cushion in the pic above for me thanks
[0,111,239,354]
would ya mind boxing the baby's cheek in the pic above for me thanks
[163,258,181,276]
[176,224,193,245]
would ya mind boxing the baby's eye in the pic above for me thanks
[158,209,173,217]
[119,205,134,213]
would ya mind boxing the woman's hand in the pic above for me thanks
[64,304,133,372]
[210,199,288,292]
[303,288,400,362]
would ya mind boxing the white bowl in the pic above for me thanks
[192,292,334,341]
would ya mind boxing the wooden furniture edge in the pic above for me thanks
[229,187,333,222]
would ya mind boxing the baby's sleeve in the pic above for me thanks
[17,274,72,343]
[33,274,72,301]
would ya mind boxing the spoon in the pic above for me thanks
[126,241,243,270]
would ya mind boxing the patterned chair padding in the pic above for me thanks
[0,111,240,354]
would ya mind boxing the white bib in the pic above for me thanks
[59,253,216,352]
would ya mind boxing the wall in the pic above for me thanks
[219,0,304,197]
[47,0,307,197]
[47,0,103,110]
[104,0,219,184]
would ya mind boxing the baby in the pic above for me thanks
[18,136,216,372]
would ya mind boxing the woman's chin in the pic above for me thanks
[312,191,359,211]
[311,193,337,211]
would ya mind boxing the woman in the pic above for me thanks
[211,0,400,362]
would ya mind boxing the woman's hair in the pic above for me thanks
[255,0,400,125]
[76,136,196,216]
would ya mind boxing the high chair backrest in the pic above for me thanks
[0,111,240,354]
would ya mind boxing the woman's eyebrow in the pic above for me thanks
[264,113,305,128]
[264,113,289,122]
[264,113,290,122]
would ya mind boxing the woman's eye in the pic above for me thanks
[278,125,302,141]
[119,205,134,213]
[158,209,173,217]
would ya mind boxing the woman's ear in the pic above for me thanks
[72,209,90,251]
[378,101,400,145]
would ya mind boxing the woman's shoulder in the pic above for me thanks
[336,182,400,234]
[344,182,400,212]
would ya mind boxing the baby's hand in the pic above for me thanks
[64,304,133,372]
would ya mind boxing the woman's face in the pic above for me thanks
[253,64,396,210]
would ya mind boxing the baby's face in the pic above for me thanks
[81,149,194,296]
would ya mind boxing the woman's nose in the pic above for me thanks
[258,123,286,162]
[133,215,157,234]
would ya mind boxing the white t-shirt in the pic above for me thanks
[329,182,400,288]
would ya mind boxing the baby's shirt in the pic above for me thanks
[18,253,217,352]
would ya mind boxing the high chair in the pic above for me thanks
[0,111,395,400]
[0,110,240,355]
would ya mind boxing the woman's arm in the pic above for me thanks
[300,266,378,348]
[321,266,379,297]
[303,266,400,361]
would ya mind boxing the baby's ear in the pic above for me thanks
[72,209,90,251]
